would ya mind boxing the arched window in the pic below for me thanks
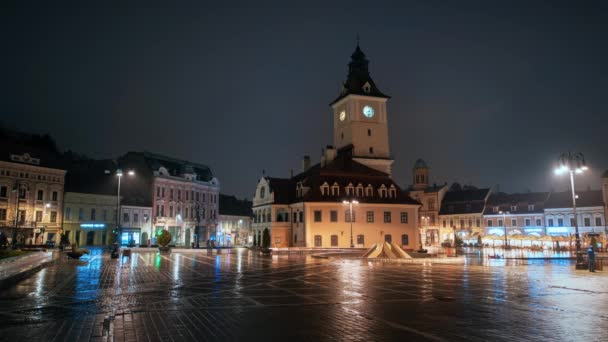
[378,185,387,198]
[366,185,373,197]
[389,185,397,198]
[346,183,354,196]
[260,186,266,199]
[401,234,409,245]
[356,183,364,197]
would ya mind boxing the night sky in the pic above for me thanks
[2,1,607,198]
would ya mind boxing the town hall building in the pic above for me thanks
[252,44,421,249]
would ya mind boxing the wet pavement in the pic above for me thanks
[0,248,607,341]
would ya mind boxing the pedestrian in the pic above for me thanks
[587,245,596,272]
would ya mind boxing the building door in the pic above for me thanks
[314,235,322,247]
[86,231,95,245]
[185,229,191,247]
[141,232,148,246]
[76,231,81,246]
[331,235,338,247]
[384,234,392,243]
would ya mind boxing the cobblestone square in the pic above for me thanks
[1,248,607,341]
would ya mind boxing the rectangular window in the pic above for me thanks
[123,213,129,223]
[170,189,174,200]
[185,208,189,218]
[584,218,591,227]
[443,220,446,228]
[511,219,517,227]
[18,188,26,199]
[65,207,71,220]
[357,234,364,245]
[91,208,96,220]
[178,190,181,200]
[161,187,165,198]
[548,219,554,227]
[156,205,160,217]
[314,210,322,222]
[384,211,391,223]
[449,219,454,227]
[18,210,26,223]
[536,218,542,226]
[156,187,160,197]
[35,210,43,222]
[314,235,322,247]
[557,218,564,226]
[570,218,575,226]
[50,211,57,223]
[476,219,480,227]
[498,219,503,227]
[0,186,7,197]
[331,235,338,247]
[367,211,374,223]
[169,206,174,217]
[487,220,493,227]
[52,191,58,201]
[525,218,531,226]
[468,219,472,228]
[460,219,465,228]
[293,212,297,223]
[37,190,43,201]
[196,192,199,201]
[299,211,303,223]
[186,191,189,201]
[103,210,107,221]
[596,217,602,226]
[345,210,355,222]
[528,204,535,211]
[78,208,84,221]
[400,212,408,224]
[330,210,338,222]
[134,213,139,223]
[0,208,6,220]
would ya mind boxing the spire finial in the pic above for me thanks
[356,32,360,46]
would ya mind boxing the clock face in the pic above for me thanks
[339,110,346,121]
[362,105,375,118]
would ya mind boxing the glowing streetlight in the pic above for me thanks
[343,199,359,248]
[105,168,135,245]
[554,152,587,269]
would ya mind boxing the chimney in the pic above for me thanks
[302,155,311,172]
[324,145,337,164]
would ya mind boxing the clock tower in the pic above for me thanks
[330,44,394,176]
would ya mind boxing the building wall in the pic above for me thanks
[302,202,419,249]
[218,214,251,246]
[152,176,220,246]
[63,192,116,246]
[438,214,484,243]
[120,205,152,245]
[0,159,65,245]
[410,187,447,247]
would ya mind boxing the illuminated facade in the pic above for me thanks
[63,192,116,246]
[438,187,492,244]
[252,44,420,249]
[408,159,448,247]
[120,205,152,246]
[218,195,252,246]
[0,152,65,246]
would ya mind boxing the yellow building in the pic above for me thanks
[252,44,420,249]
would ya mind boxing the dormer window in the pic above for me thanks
[331,182,340,196]
[362,82,371,93]
[511,205,517,212]
[493,206,499,213]
[260,186,266,199]
[389,185,397,198]
[356,184,364,197]
[321,182,330,196]
[528,204,535,211]
[366,185,373,197]
[346,183,354,196]
[378,184,387,198]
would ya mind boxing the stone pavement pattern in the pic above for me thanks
[0,248,607,341]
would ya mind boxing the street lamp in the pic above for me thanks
[499,211,510,249]
[106,168,135,246]
[554,152,588,269]
[343,199,359,248]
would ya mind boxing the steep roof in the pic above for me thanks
[140,151,214,182]
[264,152,420,206]
[330,44,390,105]
[545,190,604,209]
[413,159,428,169]
[483,192,549,215]
[439,188,491,215]
[0,133,65,170]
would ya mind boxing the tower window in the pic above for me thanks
[341,132,344,140]
[369,147,374,154]
[367,129,371,136]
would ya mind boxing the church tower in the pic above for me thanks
[330,44,393,176]
[412,159,429,190]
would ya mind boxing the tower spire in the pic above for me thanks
[356,32,360,47]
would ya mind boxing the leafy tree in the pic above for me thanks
[262,228,270,249]
[157,230,172,247]
[455,235,464,248]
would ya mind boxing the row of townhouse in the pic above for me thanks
[0,130,251,247]
[411,160,608,248]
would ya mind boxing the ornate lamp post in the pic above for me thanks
[499,211,510,249]
[343,199,359,248]
[554,152,588,269]
[105,169,135,245]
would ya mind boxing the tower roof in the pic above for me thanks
[330,44,390,105]
[414,159,428,169]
